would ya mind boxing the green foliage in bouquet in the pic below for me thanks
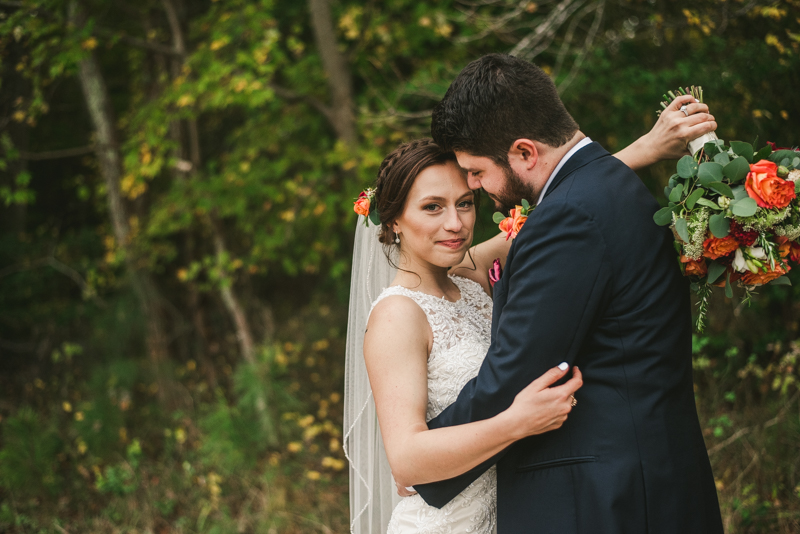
[654,121,800,331]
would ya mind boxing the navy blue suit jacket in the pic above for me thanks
[416,142,723,534]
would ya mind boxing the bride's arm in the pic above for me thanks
[450,232,511,295]
[614,94,717,171]
[364,296,582,488]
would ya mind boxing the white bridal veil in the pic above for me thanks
[343,215,401,533]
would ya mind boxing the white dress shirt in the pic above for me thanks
[535,136,593,205]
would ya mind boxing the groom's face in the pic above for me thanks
[456,152,538,212]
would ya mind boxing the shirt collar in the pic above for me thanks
[536,137,592,205]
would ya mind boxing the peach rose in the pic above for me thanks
[745,159,796,209]
[702,235,739,260]
[353,194,370,217]
[500,206,528,240]
[681,255,708,277]
[740,262,790,286]
[777,236,800,263]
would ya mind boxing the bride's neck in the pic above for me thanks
[393,253,456,297]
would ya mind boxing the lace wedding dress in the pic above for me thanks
[370,275,497,534]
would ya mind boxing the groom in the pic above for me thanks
[414,54,724,533]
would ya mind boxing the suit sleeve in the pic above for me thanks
[416,200,613,508]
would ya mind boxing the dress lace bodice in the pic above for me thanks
[372,275,497,534]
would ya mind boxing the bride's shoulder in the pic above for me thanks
[366,293,431,349]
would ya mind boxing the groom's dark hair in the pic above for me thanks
[431,54,579,166]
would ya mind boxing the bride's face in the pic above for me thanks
[392,161,475,269]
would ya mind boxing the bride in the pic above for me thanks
[344,94,715,534]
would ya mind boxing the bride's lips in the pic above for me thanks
[437,239,466,249]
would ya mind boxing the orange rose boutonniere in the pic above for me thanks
[493,199,533,240]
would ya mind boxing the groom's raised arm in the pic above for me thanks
[416,199,613,508]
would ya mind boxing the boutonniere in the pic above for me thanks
[353,188,380,226]
[488,258,503,288]
[492,199,533,240]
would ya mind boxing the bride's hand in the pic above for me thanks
[643,94,717,161]
[505,364,583,440]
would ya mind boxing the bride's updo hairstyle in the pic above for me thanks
[373,138,460,247]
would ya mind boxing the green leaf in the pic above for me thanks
[492,212,506,224]
[707,261,727,285]
[685,188,705,210]
[677,156,698,179]
[368,210,380,226]
[725,272,733,298]
[704,140,723,157]
[675,217,690,242]
[731,197,757,217]
[731,185,748,201]
[669,183,684,203]
[770,275,792,286]
[709,213,730,238]
[795,181,800,194]
[793,157,800,168]
[754,145,772,162]
[708,182,734,199]
[696,197,722,210]
[769,150,800,165]
[653,206,677,226]
[730,141,754,162]
[697,162,723,186]
[713,152,731,166]
[521,199,530,210]
[723,157,750,183]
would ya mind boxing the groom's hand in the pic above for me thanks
[505,364,583,440]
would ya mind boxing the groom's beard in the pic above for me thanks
[494,165,538,213]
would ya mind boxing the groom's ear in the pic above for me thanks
[508,139,538,170]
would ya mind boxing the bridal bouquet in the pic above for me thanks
[654,88,800,331]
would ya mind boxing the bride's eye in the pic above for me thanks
[423,203,440,212]
[458,200,474,209]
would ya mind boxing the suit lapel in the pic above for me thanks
[542,141,611,201]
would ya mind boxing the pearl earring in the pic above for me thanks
[395,233,400,244]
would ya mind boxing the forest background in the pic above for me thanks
[0,0,799,532]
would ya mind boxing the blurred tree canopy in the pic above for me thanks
[0,0,799,532]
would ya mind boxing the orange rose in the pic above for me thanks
[740,262,790,286]
[500,206,528,240]
[745,159,796,209]
[353,194,370,217]
[776,236,800,263]
[702,235,739,260]
[681,255,708,277]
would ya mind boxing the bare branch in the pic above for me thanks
[557,0,604,94]
[269,83,334,124]
[94,27,181,57]
[19,145,96,160]
[509,0,584,57]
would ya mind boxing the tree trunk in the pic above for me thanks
[308,0,357,146]
[69,1,172,401]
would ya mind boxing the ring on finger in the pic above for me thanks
[679,104,689,117]
[569,395,577,407]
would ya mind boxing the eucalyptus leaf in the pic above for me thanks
[769,150,800,165]
[723,157,750,183]
[753,145,772,162]
[707,261,727,285]
[698,162,723,186]
[731,185,748,201]
[696,197,722,210]
[669,183,684,203]
[686,188,705,210]
[725,273,733,298]
[704,141,723,157]
[677,156,698,179]
[730,141,754,162]
[793,157,800,168]
[492,212,506,224]
[653,206,677,226]
[521,199,530,210]
[708,182,734,198]
[770,275,792,286]
[731,197,757,217]
[713,152,731,166]
[675,217,690,243]
[795,181,800,194]
[709,213,730,238]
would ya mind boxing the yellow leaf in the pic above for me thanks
[210,38,229,51]
[82,37,98,50]
[306,470,321,480]
[287,441,303,453]
[62,401,72,413]
[12,111,25,122]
